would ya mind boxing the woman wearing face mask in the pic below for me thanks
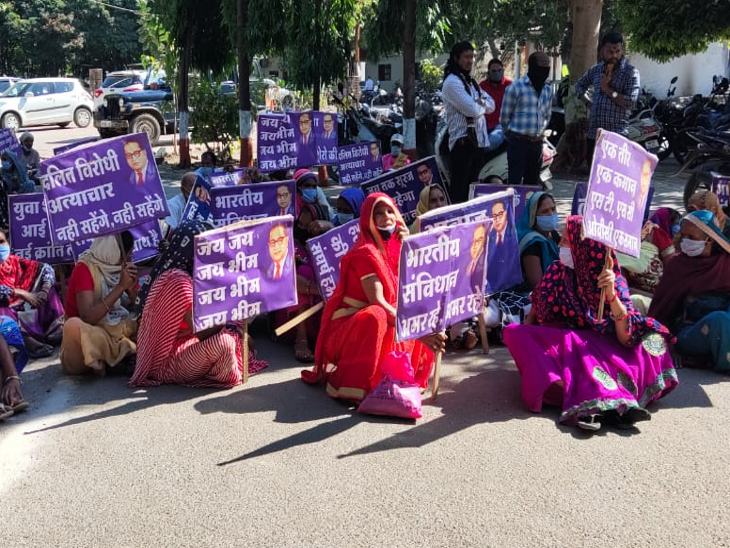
[504,216,678,432]
[60,233,139,376]
[382,134,411,172]
[294,169,335,222]
[517,192,560,289]
[301,193,445,401]
[686,190,729,239]
[0,230,64,358]
[277,195,333,363]
[334,188,365,227]
[649,211,730,372]
[409,183,449,234]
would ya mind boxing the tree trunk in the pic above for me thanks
[237,0,253,167]
[569,0,603,82]
[312,0,322,111]
[402,0,417,158]
[177,24,192,169]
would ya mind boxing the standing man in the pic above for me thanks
[479,59,512,150]
[442,41,495,204]
[575,32,640,159]
[500,51,553,186]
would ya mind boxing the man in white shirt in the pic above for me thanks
[442,41,495,204]
[165,172,196,232]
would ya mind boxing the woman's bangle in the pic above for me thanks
[3,375,20,385]
[606,292,618,305]
[611,309,628,322]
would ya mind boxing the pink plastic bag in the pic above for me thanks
[358,376,423,419]
[378,350,415,384]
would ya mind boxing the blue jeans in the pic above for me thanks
[676,311,730,373]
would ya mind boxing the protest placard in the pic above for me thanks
[572,181,654,223]
[257,111,338,172]
[583,129,657,258]
[210,169,245,187]
[469,183,541,223]
[183,179,297,227]
[68,219,164,264]
[7,193,73,264]
[39,132,168,245]
[361,156,442,225]
[336,142,383,185]
[419,190,521,294]
[396,220,488,342]
[0,128,20,156]
[306,219,361,300]
[192,216,298,332]
[711,172,729,207]
[52,137,99,156]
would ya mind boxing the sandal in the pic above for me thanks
[0,403,14,421]
[294,338,315,363]
[28,343,54,359]
[12,400,29,413]
[577,414,602,432]
[463,329,479,351]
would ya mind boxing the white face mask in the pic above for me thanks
[559,246,574,269]
[680,238,707,257]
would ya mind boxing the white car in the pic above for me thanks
[93,70,145,108]
[0,78,94,130]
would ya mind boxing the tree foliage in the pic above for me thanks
[0,0,141,77]
[614,0,730,62]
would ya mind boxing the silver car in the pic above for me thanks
[0,77,94,130]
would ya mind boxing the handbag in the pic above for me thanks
[357,375,423,420]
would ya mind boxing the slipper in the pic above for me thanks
[28,344,54,359]
[577,414,602,432]
[12,400,29,413]
[0,403,14,421]
[294,339,315,363]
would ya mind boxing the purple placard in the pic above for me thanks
[210,169,245,187]
[257,113,298,173]
[7,193,73,264]
[396,221,488,341]
[69,220,164,264]
[711,172,729,207]
[419,190,521,294]
[39,132,169,245]
[470,183,542,223]
[572,181,654,223]
[306,219,361,300]
[337,142,383,185]
[192,217,298,332]
[0,128,21,156]
[361,156,442,225]
[583,129,657,258]
[53,137,100,156]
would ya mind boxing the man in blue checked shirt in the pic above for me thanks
[575,32,640,161]
[500,51,553,186]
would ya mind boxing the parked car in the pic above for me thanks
[93,70,145,108]
[95,87,175,144]
[0,78,94,129]
[0,77,20,94]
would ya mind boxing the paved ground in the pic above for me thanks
[2,126,728,547]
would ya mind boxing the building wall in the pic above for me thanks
[628,42,730,97]
[364,54,449,91]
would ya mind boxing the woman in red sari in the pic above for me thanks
[301,193,444,402]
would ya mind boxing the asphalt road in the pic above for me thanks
[1,128,728,547]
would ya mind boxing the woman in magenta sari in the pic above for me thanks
[504,216,678,432]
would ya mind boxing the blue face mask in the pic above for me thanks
[336,212,354,225]
[0,244,10,262]
[671,223,681,237]
[301,187,318,203]
[391,145,401,157]
[536,213,559,232]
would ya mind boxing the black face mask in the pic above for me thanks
[378,228,395,241]
[294,225,310,243]
[528,66,550,93]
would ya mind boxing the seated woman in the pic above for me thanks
[301,193,445,401]
[409,184,449,234]
[60,233,138,376]
[0,230,64,357]
[504,216,678,432]
[517,191,560,291]
[687,190,730,238]
[1,331,28,421]
[131,221,267,388]
[649,210,730,372]
[294,168,335,221]
[277,197,333,363]
[334,188,365,226]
